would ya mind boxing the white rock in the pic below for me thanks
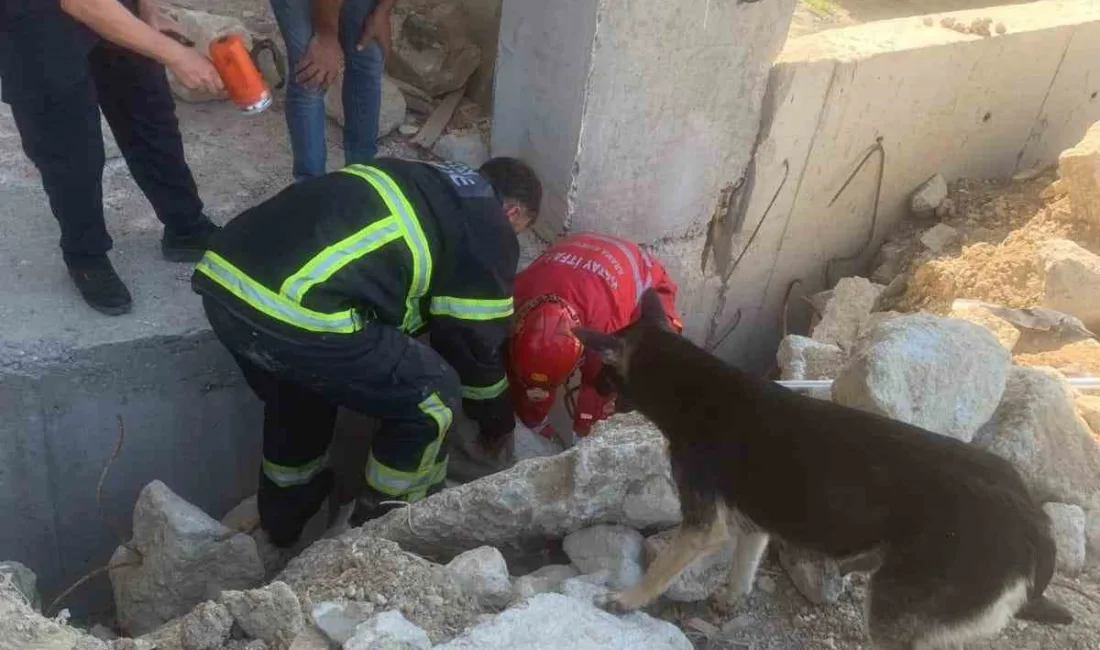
[1039,239,1100,329]
[948,300,1021,351]
[777,544,848,605]
[180,601,234,650]
[563,526,644,591]
[643,530,733,602]
[0,561,39,611]
[919,223,959,254]
[160,8,249,103]
[432,593,692,650]
[1042,503,1087,576]
[910,173,948,215]
[289,627,333,650]
[446,547,512,609]
[559,572,611,603]
[974,367,1100,511]
[326,74,407,139]
[1058,120,1100,227]
[220,582,304,650]
[511,565,579,602]
[398,124,419,136]
[110,481,265,636]
[621,476,681,530]
[777,335,844,401]
[433,130,489,168]
[1088,509,1100,567]
[811,277,884,350]
[344,611,431,650]
[361,414,676,559]
[0,574,91,650]
[832,313,1010,443]
[312,600,376,645]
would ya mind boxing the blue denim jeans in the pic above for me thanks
[269,0,383,180]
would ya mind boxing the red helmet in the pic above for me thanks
[510,296,584,394]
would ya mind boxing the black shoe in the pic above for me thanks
[65,255,133,316]
[162,219,220,263]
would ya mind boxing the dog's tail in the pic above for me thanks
[1015,514,1074,625]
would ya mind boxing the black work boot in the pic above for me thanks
[64,255,133,316]
[162,218,220,263]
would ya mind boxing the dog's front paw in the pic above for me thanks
[596,589,647,614]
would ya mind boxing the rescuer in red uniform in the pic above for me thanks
[507,232,682,442]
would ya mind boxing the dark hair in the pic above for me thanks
[479,157,543,223]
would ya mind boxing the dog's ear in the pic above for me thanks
[639,288,672,330]
[573,327,625,368]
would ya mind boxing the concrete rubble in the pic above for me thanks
[509,565,578,603]
[0,560,40,612]
[832,313,1011,443]
[220,582,304,650]
[311,600,377,645]
[431,130,489,168]
[910,173,948,216]
[386,1,482,97]
[344,610,432,650]
[562,525,645,592]
[445,547,512,609]
[777,335,844,400]
[109,480,265,636]
[1043,503,1087,576]
[1039,238,1100,331]
[919,223,960,254]
[973,366,1100,512]
[179,601,233,650]
[1058,120,1100,227]
[809,277,884,351]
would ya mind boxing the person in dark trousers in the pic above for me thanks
[0,0,223,315]
[192,157,542,552]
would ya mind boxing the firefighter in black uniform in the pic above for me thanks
[193,156,542,550]
[0,0,223,315]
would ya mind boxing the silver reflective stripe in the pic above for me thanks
[263,456,326,488]
[282,218,403,302]
[418,393,453,472]
[197,253,360,333]
[584,232,649,299]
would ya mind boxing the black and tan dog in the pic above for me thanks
[575,289,1073,649]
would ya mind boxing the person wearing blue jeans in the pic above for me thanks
[269,0,394,180]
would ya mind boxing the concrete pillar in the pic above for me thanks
[491,0,797,342]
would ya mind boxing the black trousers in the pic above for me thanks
[203,298,460,547]
[6,40,206,258]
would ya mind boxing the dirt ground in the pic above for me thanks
[643,554,1100,650]
[789,0,1036,38]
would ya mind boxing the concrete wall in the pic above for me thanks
[710,0,1100,371]
[0,335,262,620]
[492,0,799,343]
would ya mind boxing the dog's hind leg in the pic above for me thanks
[720,511,769,607]
[598,507,730,613]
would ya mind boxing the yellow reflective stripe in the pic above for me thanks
[341,165,433,333]
[263,456,325,488]
[429,296,514,321]
[462,377,509,401]
[280,217,403,302]
[365,455,447,501]
[196,252,361,333]
[417,393,453,474]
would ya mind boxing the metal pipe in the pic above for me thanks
[776,377,1100,391]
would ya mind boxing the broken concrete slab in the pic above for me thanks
[974,366,1100,511]
[278,537,478,644]
[221,582,304,650]
[644,530,733,602]
[510,565,579,602]
[344,611,432,650]
[911,174,948,216]
[563,525,644,591]
[832,313,1011,443]
[360,414,676,560]
[1039,238,1100,330]
[1057,120,1100,226]
[810,277,884,351]
[1043,503,1087,576]
[387,1,482,97]
[110,481,266,636]
[445,547,512,609]
[432,593,692,650]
